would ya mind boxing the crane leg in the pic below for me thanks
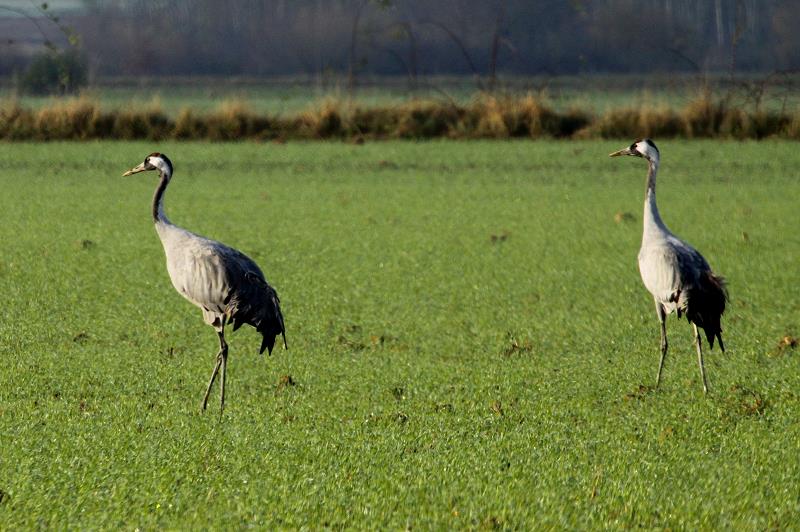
[655,302,668,388]
[693,323,709,394]
[201,331,228,411]
[219,332,228,418]
[202,356,221,410]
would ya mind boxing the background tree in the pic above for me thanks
[0,0,797,81]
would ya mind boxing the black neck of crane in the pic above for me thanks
[152,170,169,223]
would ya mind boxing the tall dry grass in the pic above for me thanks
[0,94,796,141]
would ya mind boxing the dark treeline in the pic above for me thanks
[0,0,799,81]
[52,0,800,79]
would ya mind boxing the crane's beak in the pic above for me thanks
[122,162,148,176]
[609,147,633,157]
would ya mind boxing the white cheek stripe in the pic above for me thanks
[151,157,170,174]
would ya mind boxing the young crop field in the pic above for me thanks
[2,74,798,116]
[0,139,798,528]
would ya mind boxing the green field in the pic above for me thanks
[3,74,798,116]
[0,140,798,528]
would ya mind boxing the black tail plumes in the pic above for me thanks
[257,288,287,355]
[226,272,287,355]
[685,271,727,350]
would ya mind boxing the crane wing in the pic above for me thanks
[215,245,272,320]
[638,238,709,307]
[164,239,234,318]
[639,245,682,303]
[214,245,287,354]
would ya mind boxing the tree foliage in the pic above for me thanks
[19,49,87,95]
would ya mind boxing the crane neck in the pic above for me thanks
[642,157,667,239]
[152,169,172,225]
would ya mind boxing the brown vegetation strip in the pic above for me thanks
[2,94,799,141]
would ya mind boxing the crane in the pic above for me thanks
[123,153,287,414]
[610,139,727,393]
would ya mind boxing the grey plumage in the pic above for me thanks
[124,152,287,413]
[610,139,727,393]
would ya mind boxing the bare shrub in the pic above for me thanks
[785,113,800,140]
[173,109,206,139]
[0,100,36,140]
[394,101,461,139]
[350,106,400,138]
[682,91,727,138]
[34,97,102,140]
[471,96,510,139]
[204,100,257,141]
[113,108,170,140]
[300,100,345,139]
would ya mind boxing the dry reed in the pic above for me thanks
[0,95,796,141]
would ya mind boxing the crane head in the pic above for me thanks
[609,139,659,162]
[123,153,173,178]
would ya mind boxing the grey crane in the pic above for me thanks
[123,153,287,414]
[610,139,727,393]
